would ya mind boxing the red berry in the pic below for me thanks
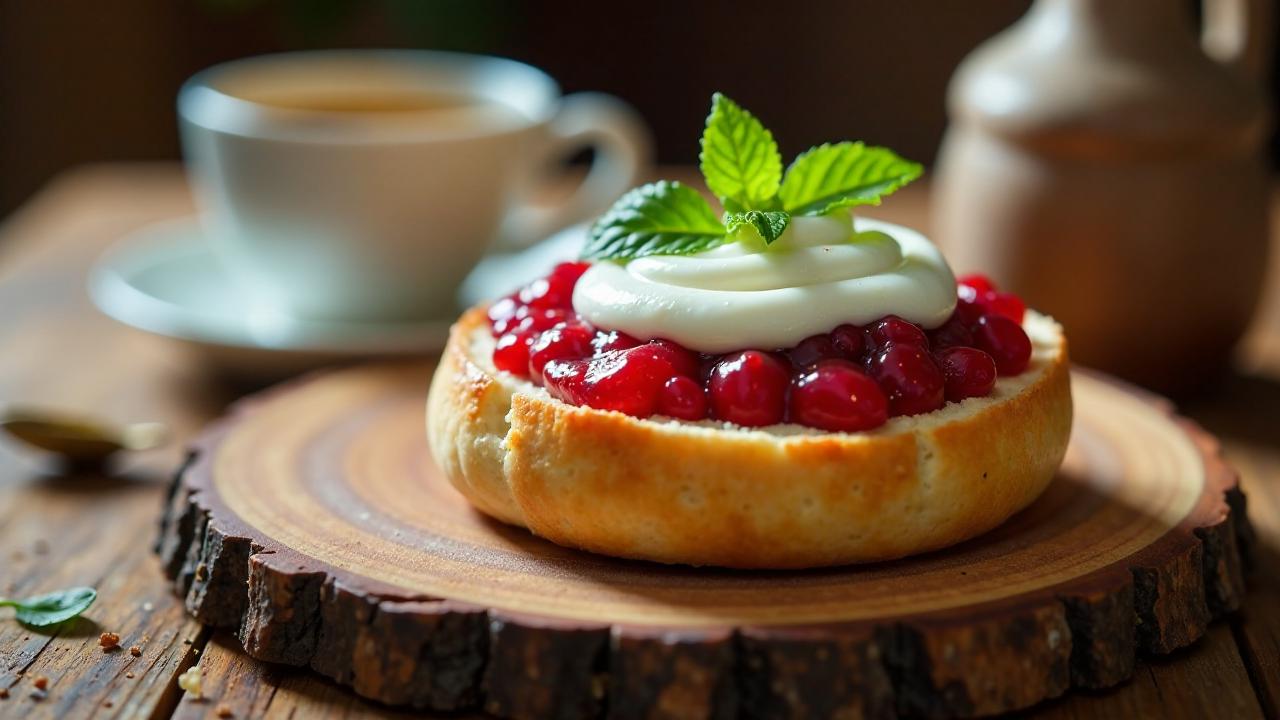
[928,314,975,349]
[789,334,840,368]
[953,298,985,326]
[492,330,536,377]
[830,324,866,360]
[529,322,595,380]
[541,358,587,401]
[789,359,888,432]
[935,347,998,401]
[868,344,945,417]
[591,329,639,354]
[708,350,789,427]
[487,294,521,335]
[980,291,1026,324]
[656,376,708,420]
[698,354,720,382]
[646,339,700,378]
[549,260,591,288]
[957,273,995,301]
[518,261,589,310]
[543,345,675,417]
[974,315,1032,376]
[867,315,929,350]
[493,306,569,336]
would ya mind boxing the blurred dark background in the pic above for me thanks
[1,0,1277,220]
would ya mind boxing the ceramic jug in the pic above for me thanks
[934,0,1272,394]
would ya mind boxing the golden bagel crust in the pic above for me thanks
[427,306,1072,568]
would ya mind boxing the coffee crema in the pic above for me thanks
[231,90,491,114]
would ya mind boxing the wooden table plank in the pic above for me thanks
[1027,625,1265,719]
[1207,436,1280,719]
[0,164,1275,719]
[0,165,211,719]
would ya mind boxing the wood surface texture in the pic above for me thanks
[0,165,1275,719]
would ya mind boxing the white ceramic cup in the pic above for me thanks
[178,50,649,321]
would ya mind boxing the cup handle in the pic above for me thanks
[496,93,651,252]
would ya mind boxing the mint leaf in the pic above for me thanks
[581,181,727,261]
[699,93,783,212]
[778,142,922,215]
[725,210,791,245]
[1,587,96,627]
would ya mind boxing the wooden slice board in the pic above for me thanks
[157,363,1252,720]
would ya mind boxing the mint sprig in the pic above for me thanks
[580,181,727,261]
[699,93,783,213]
[1,587,97,627]
[779,142,923,215]
[584,93,920,261]
[725,210,790,244]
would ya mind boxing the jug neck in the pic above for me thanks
[1029,0,1198,52]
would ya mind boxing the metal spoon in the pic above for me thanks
[0,407,168,464]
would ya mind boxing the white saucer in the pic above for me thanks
[89,218,453,378]
[458,221,588,307]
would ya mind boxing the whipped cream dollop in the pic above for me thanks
[572,213,957,353]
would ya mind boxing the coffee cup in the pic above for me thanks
[178,50,649,321]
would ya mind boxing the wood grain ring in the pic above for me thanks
[157,363,1251,719]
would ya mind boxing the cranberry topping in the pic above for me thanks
[656,376,708,420]
[953,297,984,326]
[592,329,639,354]
[647,339,701,378]
[928,315,974,350]
[493,330,536,376]
[868,344,945,417]
[708,350,789,427]
[487,294,521,327]
[957,273,995,299]
[543,345,675,417]
[958,272,1026,323]
[790,360,888,432]
[980,291,1026,324]
[830,324,867,360]
[936,347,998,401]
[528,322,595,380]
[519,261,590,309]
[490,262,1032,430]
[974,315,1032,376]
[493,306,569,336]
[789,334,841,368]
[867,315,929,350]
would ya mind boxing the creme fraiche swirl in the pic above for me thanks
[572,212,957,353]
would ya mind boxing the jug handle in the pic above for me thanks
[1202,0,1274,81]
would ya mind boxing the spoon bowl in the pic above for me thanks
[0,407,168,464]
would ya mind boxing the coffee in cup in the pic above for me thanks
[179,50,650,321]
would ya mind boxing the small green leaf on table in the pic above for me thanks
[0,587,97,627]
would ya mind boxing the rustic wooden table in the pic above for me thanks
[0,164,1276,719]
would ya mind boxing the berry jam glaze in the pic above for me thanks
[487,264,1033,432]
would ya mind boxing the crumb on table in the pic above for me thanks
[216,703,234,718]
[129,646,142,657]
[32,676,48,691]
[99,632,121,651]
[0,687,9,699]
[177,666,202,699]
